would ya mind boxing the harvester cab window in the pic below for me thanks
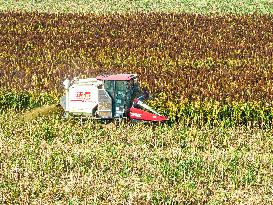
[116,81,127,91]
[104,80,115,99]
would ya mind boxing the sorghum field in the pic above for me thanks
[0,1,272,204]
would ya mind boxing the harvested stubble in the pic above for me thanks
[0,111,272,204]
[20,104,59,122]
[1,108,272,203]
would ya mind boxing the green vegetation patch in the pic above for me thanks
[0,89,58,111]
[0,0,273,14]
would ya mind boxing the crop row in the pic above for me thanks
[0,12,272,99]
[1,89,273,127]
[0,12,272,124]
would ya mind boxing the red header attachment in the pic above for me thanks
[129,107,167,122]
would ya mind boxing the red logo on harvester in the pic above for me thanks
[71,91,91,102]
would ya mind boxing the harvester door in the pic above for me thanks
[97,89,112,119]
[104,81,115,99]
[115,81,129,117]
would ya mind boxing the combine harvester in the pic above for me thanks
[60,74,167,123]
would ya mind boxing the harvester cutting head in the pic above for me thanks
[60,74,167,122]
